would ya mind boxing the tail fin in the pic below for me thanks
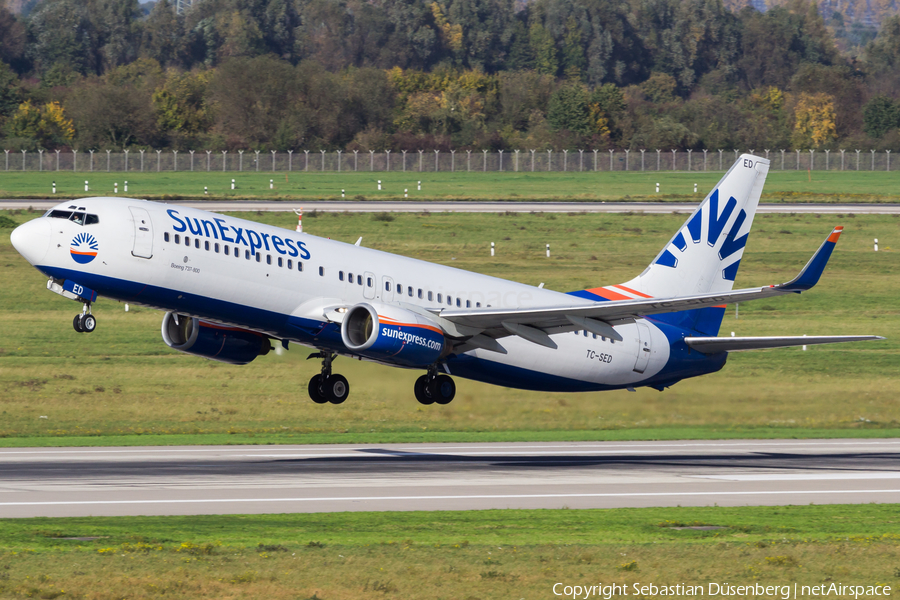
[573,154,770,335]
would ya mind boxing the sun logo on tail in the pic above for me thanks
[70,232,99,264]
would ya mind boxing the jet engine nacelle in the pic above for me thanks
[341,302,446,367]
[161,312,271,365]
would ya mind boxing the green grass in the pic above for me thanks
[0,209,898,445]
[0,505,898,599]
[2,170,900,201]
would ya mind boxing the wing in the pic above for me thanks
[440,227,845,342]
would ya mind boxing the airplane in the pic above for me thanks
[9,154,883,405]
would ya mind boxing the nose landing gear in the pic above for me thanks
[73,304,96,333]
[414,367,456,405]
[307,352,350,404]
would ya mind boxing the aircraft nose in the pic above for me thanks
[10,218,51,265]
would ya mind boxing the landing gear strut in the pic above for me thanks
[73,303,96,333]
[307,352,349,404]
[414,366,455,405]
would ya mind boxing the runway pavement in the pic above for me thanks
[4,199,900,214]
[0,439,898,518]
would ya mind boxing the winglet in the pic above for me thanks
[778,226,843,292]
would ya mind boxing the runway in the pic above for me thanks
[0,439,898,518]
[4,199,900,214]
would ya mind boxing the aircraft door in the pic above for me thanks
[633,322,652,374]
[129,207,154,259]
[381,276,395,302]
[363,271,376,300]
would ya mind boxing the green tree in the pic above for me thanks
[529,21,558,76]
[863,95,900,138]
[0,6,27,69]
[547,82,591,135]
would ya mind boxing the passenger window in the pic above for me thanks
[164,232,170,242]
[476,302,481,307]
[195,239,200,249]
[385,282,391,292]
[277,257,282,267]
[348,272,353,282]
[298,262,304,272]
[448,296,452,306]
[418,289,423,299]
[266,255,271,265]
[174,234,180,244]
[339,271,344,281]
[256,253,262,263]
[215,243,219,253]
[235,247,240,257]
[584,330,588,337]
[319,266,324,276]
[287,259,292,269]
[456,298,461,307]
[428,291,433,301]
[185,236,190,245]
[245,250,250,260]
[224,245,228,255]
[408,287,413,297]
[466,300,470,308]
[367,277,373,287]
[357,275,362,286]
[85,214,99,225]
[204,240,209,251]
[437,294,443,303]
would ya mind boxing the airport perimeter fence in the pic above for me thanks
[3,148,899,173]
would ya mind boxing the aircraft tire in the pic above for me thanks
[414,375,435,405]
[429,375,456,405]
[81,314,97,333]
[324,374,349,404]
[308,375,329,404]
[73,315,84,333]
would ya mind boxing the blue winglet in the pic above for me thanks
[778,226,843,292]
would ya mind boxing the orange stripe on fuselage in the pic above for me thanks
[611,284,653,299]
[584,287,632,301]
[70,250,97,256]
[827,226,844,243]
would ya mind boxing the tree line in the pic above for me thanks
[3,0,900,152]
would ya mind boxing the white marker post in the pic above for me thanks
[874,238,879,252]
[377,180,382,191]
[546,243,550,258]
[295,208,302,233]
[204,186,208,195]
[803,334,807,351]
[125,303,129,312]
[418,180,422,191]
[124,181,128,193]
[656,183,660,193]
[114,182,118,194]
[404,188,408,198]
[694,183,697,193]
[52,181,56,194]
[491,242,495,257]
[231,179,235,190]
[84,180,89,192]
[269,179,274,190]
[341,189,345,198]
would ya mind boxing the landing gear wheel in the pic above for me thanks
[324,374,349,405]
[81,314,96,333]
[414,375,435,405]
[73,314,84,333]
[429,375,456,405]
[308,375,328,404]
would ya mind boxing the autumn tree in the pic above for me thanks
[792,92,837,147]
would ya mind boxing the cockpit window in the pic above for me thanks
[48,210,73,220]
[69,212,86,225]
[85,214,99,225]
[47,210,98,225]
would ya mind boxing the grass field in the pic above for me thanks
[0,505,897,599]
[2,170,900,202]
[1,208,897,445]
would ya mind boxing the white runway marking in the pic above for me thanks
[696,472,900,481]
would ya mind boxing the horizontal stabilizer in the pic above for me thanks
[685,335,885,354]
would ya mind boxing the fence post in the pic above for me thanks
[288,150,293,172]
[498,149,503,172]
[622,149,627,171]
[319,150,325,171]
[4,149,8,171]
[206,150,212,172]
[671,149,677,171]
[419,149,424,172]
[469,149,474,172]
[579,149,584,171]
[780,149,785,170]
[156,149,161,172]
[809,149,814,170]
[222,150,227,171]
[887,150,891,171]
[123,149,128,172]
[56,149,61,171]
[173,150,177,172]
[733,149,739,163]
[106,149,111,172]
[189,150,195,171]
[353,149,358,172]
[484,149,489,172]
[337,150,341,172]
[609,149,614,171]
[254,150,260,171]
[306,150,311,172]
[563,149,568,171]
[386,149,390,171]
[22,149,26,171]
[855,149,860,170]
[687,149,692,171]
[824,149,829,170]
[72,149,77,172]
[272,150,277,171]
[640,149,645,171]
[529,149,534,172]
[718,149,723,170]
[871,149,876,170]
[657,149,662,171]
[764,149,769,160]
[547,149,552,171]
[840,149,845,171]
[139,149,144,172]
[435,149,440,171]
[593,149,598,171]
[796,149,800,170]
[401,149,407,171]
[90,149,95,172]
[38,149,43,172]
[451,149,456,172]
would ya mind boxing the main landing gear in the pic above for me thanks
[72,304,96,333]
[307,352,349,405]
[414,366,456,405]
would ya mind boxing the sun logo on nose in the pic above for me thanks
[70,232,99,264]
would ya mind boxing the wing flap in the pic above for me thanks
[685,335,884,354]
